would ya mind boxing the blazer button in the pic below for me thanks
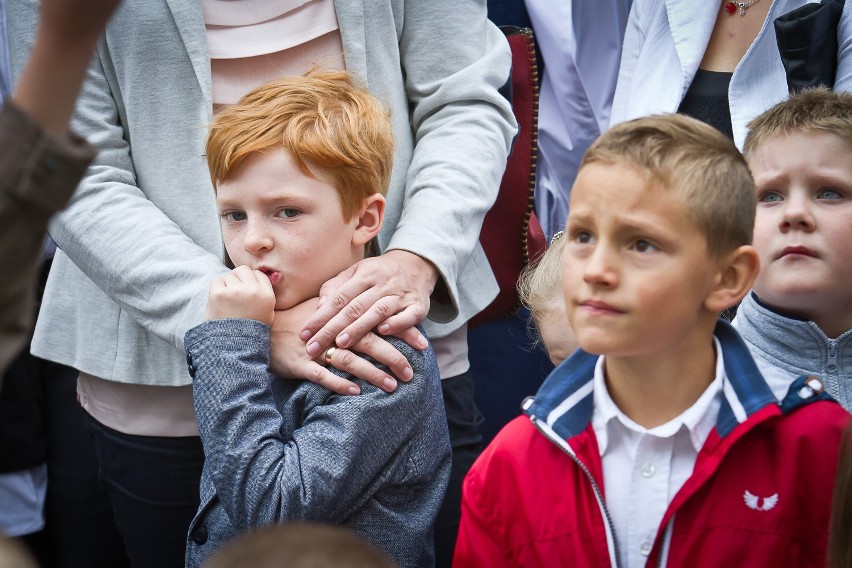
[191,526,208,545]
[187,364,197,378]
[186,353,193,366]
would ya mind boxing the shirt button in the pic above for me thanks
[640,541,652,556]
[191,526,208,545]
[640,463,656,478]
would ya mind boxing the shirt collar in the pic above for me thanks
[592,337,725,455]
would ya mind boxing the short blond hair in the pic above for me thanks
[582,114,755,256]
[518,234,567,331]
[206,70,394,220]
[744,88,852,158]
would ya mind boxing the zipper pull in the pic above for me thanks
[826,341,838,374]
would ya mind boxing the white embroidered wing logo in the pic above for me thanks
[743,490,779,511]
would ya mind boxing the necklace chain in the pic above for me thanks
[725,0,760,16]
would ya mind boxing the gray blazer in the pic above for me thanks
[7,0,516,386]
[184,319,451,568]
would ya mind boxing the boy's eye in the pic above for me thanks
[222,211,246,222]
[632,239,658,253]
[816,188,843,200]
[757,191,784,203]
[277,208,300,219]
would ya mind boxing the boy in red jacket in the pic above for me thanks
[454,114,849,568]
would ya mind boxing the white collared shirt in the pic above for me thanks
[592,337,724,568]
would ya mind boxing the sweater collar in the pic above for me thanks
[523,319,776,440]
[734,293,852,374]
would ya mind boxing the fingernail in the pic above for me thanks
[348,386,360,396]
[379,324,390,334]
[338,333,350,347]
[403,367,413,381]
[383,377,397,391]
[307,342,320,356]
[299,330,311,341]
[417,335,428,349]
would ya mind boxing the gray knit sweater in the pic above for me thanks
[733,293,852,411]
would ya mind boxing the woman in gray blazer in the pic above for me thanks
[8,1,516,566]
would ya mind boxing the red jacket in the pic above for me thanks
[455,322,850,568]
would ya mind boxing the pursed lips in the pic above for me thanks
[256,266,282,284]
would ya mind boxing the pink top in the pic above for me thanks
[203,0,344,105]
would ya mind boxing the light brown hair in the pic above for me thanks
[581,114,756,257]
[744,88,852,158]
[204,523,397,568]
[206,69,394,220]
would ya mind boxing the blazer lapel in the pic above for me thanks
[664,0,719,95]
[333,0,369,86]
[165,0,212,110]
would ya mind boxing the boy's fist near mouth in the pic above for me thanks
[206,265,276,325]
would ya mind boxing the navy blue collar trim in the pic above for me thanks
[524,319,776,440]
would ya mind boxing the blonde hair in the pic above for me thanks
[582,114,755,256]
[744,88,852,158]
[206,69,394,220]
[518,234,567,332]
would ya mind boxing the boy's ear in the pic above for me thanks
[351,194,386,247]
[704,245,760,313]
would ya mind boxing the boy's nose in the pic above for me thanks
[244,220,274,253]
[582,245,618,287]
[780,193,816,232]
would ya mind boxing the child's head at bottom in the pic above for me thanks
[205,70,394,311]
[743,88,852,338]
[203,523,398,568]
[563,113,759,360]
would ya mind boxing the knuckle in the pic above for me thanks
[344,301,365,321]
[374,300,395,320]
[409,304,427,321]
[330,293,350,311]
[338,350,357,369]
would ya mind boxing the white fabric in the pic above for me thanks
[525,0,630,239]
[77,373,199,436]
[202,0,337,59]
[209,33,344,106]
[0,464,47,536]
[431,324,469,380]
[592,337,724,568]
[610,0,852,149]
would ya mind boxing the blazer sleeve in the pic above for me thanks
[7,0,229,352]
[385,1,518,321]
[186,318,450,525]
